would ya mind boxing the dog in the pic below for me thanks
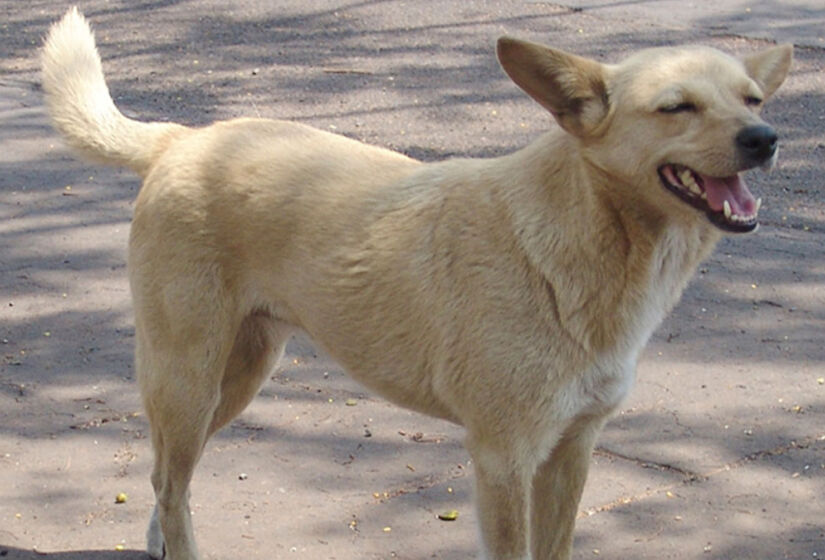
[41,8,791,560]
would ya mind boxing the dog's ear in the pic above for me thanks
[497,37,609,137]
[744,44,793,99]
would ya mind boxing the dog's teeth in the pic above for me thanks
[723,200,732,220]
[678,169,702,196]
[756,197,762,212]
[728,212,756,224]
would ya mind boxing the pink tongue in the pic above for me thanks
[702,174,757,216]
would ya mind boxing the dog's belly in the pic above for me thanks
[278,280,463,424]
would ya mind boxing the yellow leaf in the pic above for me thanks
[438,509,459,521]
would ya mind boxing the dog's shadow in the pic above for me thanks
[0,548,147,560]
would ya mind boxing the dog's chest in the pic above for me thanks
[561,296,669,419]
[567,225,716,417]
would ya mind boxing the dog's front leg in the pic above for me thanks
[467,437,536,560]
[529,415,607,559]
[146,502,164,558]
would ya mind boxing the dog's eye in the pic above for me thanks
[658,102,696,114]
[745,95,763,107]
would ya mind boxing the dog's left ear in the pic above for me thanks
[497,37,609,137]
[744,44,793,98]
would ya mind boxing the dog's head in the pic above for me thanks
[497,38,792,233]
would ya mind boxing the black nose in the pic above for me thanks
[736,124,778,164]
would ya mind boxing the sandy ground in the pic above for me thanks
[1,1,823,559]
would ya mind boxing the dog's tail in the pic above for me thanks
[41,8,186,177]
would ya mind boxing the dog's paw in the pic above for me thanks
[147,535,165,560]
[146,505,165,559]
[147,537,165,559]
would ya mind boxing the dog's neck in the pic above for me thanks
[497,131,722,358]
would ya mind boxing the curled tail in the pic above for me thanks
[41,8,186,176]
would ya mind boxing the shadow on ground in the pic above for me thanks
[0,547,147,560]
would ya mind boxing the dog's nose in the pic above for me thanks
[736,124,778,164]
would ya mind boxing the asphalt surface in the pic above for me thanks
[1,1,823,559]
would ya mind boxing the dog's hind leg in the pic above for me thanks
[139,339,227,560]
[141,306,290,560]
[529,415,606,560]
[133,267,240,560]
[140,346,222,560]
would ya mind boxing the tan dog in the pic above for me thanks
[41,8,791,560]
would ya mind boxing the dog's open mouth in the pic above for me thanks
[658,164,761,233]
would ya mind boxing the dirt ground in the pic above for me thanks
[1,1,823,559]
